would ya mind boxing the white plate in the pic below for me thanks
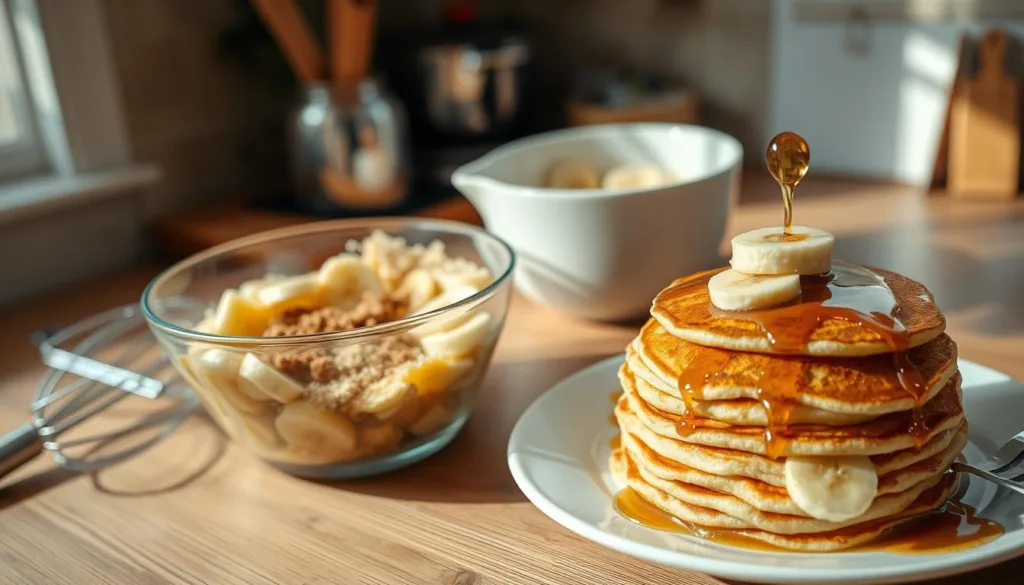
[508,355,1024,585]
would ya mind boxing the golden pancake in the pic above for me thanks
[616,400,964,488]
[619,367,964,457]
[611,449,959,552]
[628,354,875,426]
[632,320,957,416]
[613,447,953,536]
[620,424,967,517]
[651,266,945,356]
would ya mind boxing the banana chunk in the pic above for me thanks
[433,260,492,292]
[239,274,287,303]
[177,355,232,424]
[358,422,403,454]
[708,269,801,311]
[730,226,835,276]
[376,392,421,427]
[420,311,493,358]
[544,159,601,189]
[226,410,283,452]
[397,268,438,311]
[405,357,473,399]
[349,378,415,415]
[196,348,243,377]
[255,274,321,310]
[318,253,385,308]
[238,353,305,403]
[601,163,673,190]
[188,350,268,415]
[409,285,481,338]
[197,348,271,403]
[407,402,454,437]
[211,290,267,337]
[784,455,878,522]
[275,401,358,458]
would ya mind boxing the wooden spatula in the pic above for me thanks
[328,0,379,99]
[249,0,325,84]
[949,29,1021,199]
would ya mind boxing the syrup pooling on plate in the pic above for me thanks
[860,502,1003,553]
[665,262,931,455]
[614,486,685,533]
[612,471,1002,553]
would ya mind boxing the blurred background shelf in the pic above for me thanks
[150,195,482,260]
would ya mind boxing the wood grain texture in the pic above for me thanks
[2,184,1024,584]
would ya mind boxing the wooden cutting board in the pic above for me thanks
[949,29,1021,199]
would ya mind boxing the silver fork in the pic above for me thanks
[952,430,1024,496]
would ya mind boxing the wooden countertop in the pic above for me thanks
[2,183,1024,584]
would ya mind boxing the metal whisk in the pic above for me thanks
[0,304,199,480]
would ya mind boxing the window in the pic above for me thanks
[0,0,46,181]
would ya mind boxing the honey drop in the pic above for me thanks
[766,131,810,232]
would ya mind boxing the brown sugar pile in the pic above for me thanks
[263,292,407,337]
[306,336,423,413]
[260,292,423,410]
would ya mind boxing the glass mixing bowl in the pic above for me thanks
[142,218,514,478]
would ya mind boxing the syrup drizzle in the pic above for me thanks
[612,485,1002,554]
[766,131,810,234]
[666,264,931,456]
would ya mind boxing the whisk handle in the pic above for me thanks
[0,423,42,479]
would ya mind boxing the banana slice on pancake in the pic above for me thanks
[784,455,878,522]
[730,226,834,276]
[707,270,800,311]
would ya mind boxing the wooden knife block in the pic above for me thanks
[949,29,1022,199]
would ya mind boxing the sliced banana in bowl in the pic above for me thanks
[151,225,510,477]
[275,401,359,461]
[238,353,305,403]
[601,163,674,190]
[544,159,601,189]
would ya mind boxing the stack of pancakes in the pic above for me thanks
[610,268,966,551]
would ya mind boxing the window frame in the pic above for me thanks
[0,0,157,222]
[0,0,48,180]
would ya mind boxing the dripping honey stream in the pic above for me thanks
[766,131,810,234]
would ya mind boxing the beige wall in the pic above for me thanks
[103,0,291,217]
[498,0,771,160]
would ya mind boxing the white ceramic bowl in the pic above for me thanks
[452,123,743,321]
